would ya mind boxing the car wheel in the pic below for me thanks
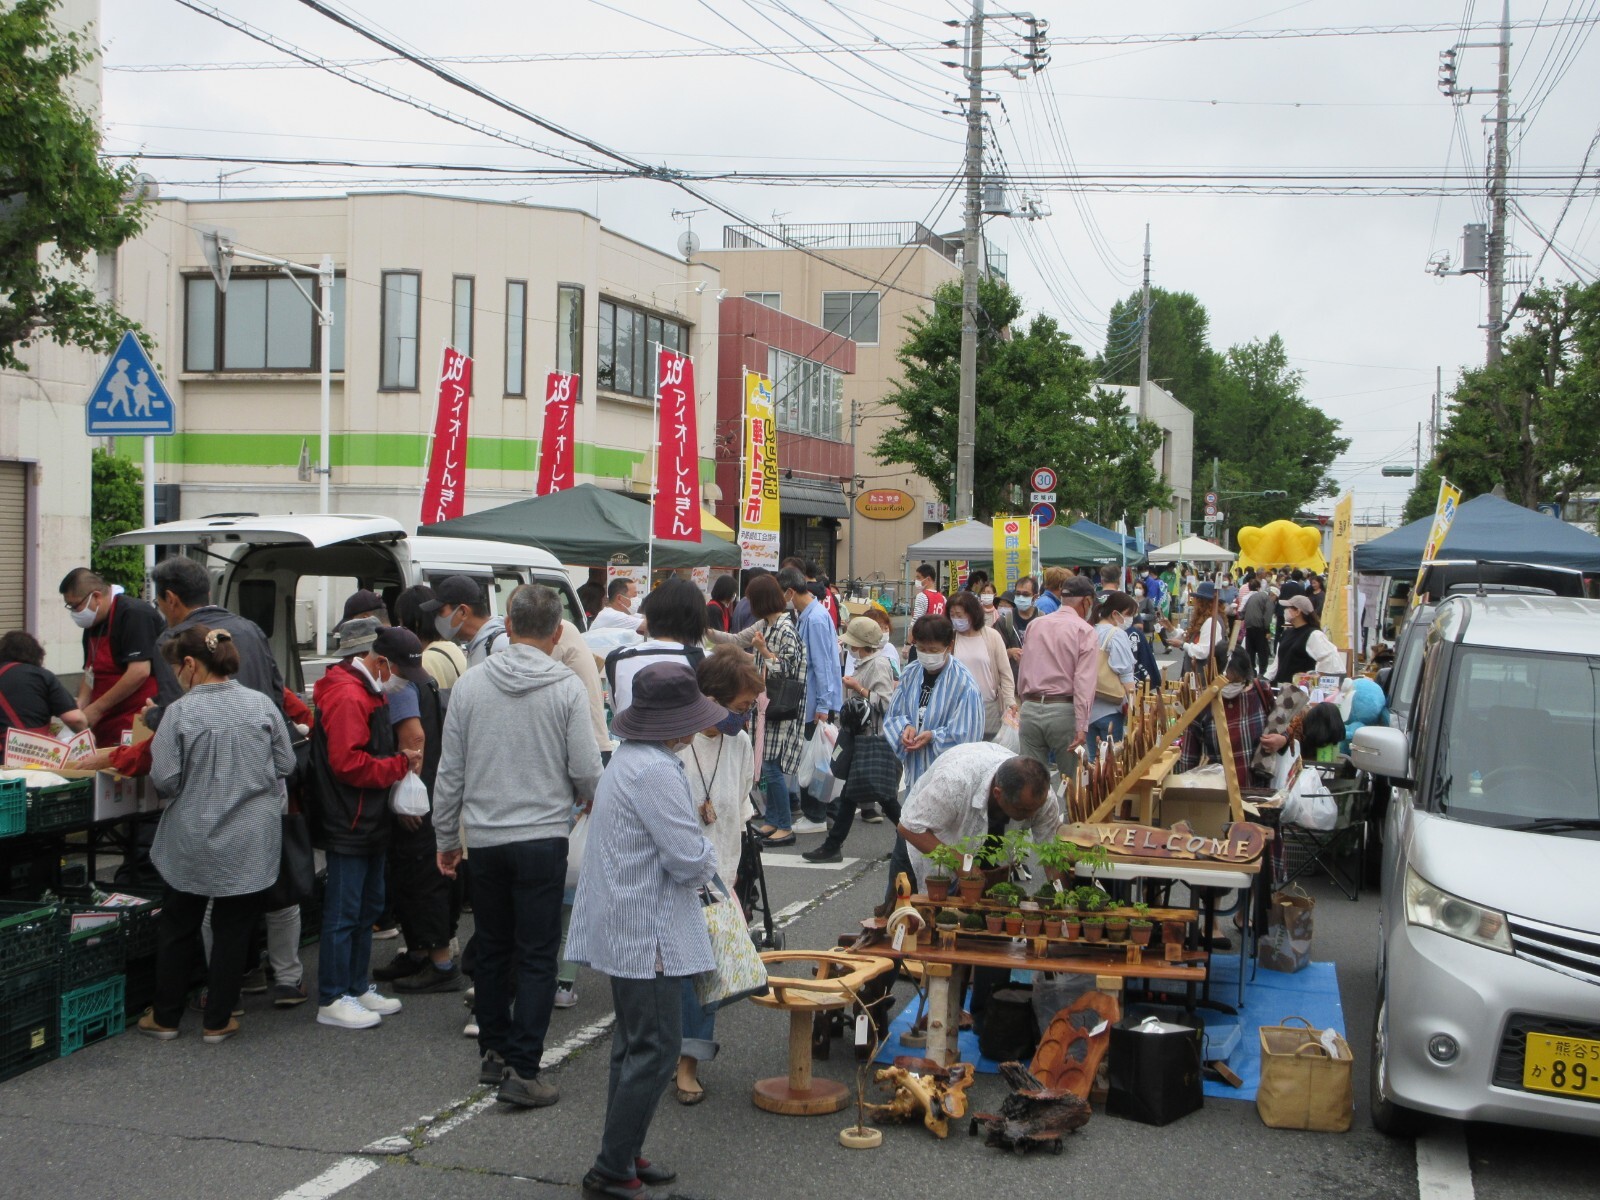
[1370,985,1426,1137]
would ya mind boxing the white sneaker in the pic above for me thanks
[553,985,578,1009]
[463,1017,480,1038]
[790,818,827,834]
[354,985,402,1015]
[317,995,380,1030]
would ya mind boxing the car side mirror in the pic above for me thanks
[1351,725,1411,785]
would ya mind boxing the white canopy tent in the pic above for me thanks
[903,520,995,562]
[1146,535,1236,564]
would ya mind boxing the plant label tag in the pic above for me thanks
[892,925,906,951]
[855,1014,869,1045]
[962,854,974,872]
[1053,878,1065,894]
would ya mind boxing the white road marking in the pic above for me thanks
[760,853,860,870]
[1416,1127,1475,1200]
[275,1158,381,1199]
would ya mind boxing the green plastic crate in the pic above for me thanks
[0,777,24,838]
[0,900,66,979]
[0,961,59,1081]
[62,912,127,990]
[26,779,93,834]
[59,975,125,1057]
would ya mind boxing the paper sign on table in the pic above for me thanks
[4,727,97,770]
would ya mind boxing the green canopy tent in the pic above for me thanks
[419,483,740,569]
[1039,523,1124,567]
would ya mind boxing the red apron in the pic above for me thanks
[86,597,156,746]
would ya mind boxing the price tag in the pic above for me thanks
[892,924,907,951]
[855,1014,870,1045]
[1053,878,1065,894]
[962,854,974,872]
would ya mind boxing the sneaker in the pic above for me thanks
[136,1009,179,1041]
[463,1017,480,1038]
[465,985,475,1003]
[497,1065,559,1108]
[189,990,245,1018]
[317,995,381,1029]
[479,1049,506,1085]
[372,923,400,940]
[801,844,843,864]
[373,953,427,983]
[354,985,402,1015]
[553,985,578,1009]
[858,806,884,824]
[271,982,309,1008]
[394,961,465,994]
[790,818,827,834]
[202,1018,241,1045]
[239,965,269,994]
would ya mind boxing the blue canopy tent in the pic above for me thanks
[1352,493,1600,576]
[1068,518,1149,559]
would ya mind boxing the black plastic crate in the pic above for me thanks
[0,900,66,979]
[122,955,156,1018]
[0,961,60,1082]
[26,779,93,834]
[62,913,127,990]
[71,889,163,961]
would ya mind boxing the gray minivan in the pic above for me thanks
[1352,594,1600,1137]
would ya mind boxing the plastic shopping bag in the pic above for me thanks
[389,772,429,817]
[1282,769,1337,831]
[795,722,838,790]
[564,812,589,891]
[994,710,1022,753]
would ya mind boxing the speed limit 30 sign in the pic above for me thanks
[1031,466,1057,492]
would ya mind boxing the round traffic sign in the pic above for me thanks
[1031,466,1057,492]
[1031,502,1057,528]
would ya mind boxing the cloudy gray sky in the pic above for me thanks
[100,0,1600,525]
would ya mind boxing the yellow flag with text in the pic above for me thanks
[739,372,780,570]
[1325,493,1354,653]
[1412,478,1462,607]
[992,515,1032,593]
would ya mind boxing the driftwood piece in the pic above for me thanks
[863,1058,975,1138]
[968,1062,1092,1155]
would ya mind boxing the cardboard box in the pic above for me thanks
[1158,784,1234,839]
[91,771,145,822]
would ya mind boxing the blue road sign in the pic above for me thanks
[1031,501,1056,528]
[86,331,175,436]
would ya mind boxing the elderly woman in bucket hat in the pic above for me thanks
[565,663,726,1200]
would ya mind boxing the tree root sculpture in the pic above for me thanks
[863,1057,975,1139]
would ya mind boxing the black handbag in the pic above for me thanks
[765,673,804,721]
[264,810,315,910]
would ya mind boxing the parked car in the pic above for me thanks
[104,514,585,691]
[1352,593,1600,1137]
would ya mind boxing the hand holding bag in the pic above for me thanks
[564,812,589,891]
[693,875,769,1013]
[1256,1016,1354,1132]
[389,773,429,817]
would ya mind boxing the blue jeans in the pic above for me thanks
[319,850,386,1005]
[761,758,795,832]
[678,974,718,1062]
[1085,711,1126,762]
[471,838,567,1077]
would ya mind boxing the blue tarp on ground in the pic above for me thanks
[1352,492,1600,575]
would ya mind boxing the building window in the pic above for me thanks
[505,280,527,397]
[452,276,474,357]
[821,290,879,345]
[556,284,583,377]
[379,270,420,390]
[184,273,345,373]
[745,291,781,311]
[768,347,843,441]
[596,297,688,399]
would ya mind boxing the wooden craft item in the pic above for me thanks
[1028,990,1121,1099]
[1087,680,1225,823]
[968,1062,1092,1155]
[864,1060,975,1138]
[1057,819,1269,865]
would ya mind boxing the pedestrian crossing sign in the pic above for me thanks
[85,331,175,435]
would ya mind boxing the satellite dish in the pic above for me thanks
[124,172,160,203]
[677,230,701,259]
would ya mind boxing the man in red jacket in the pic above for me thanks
[310,618,424,1030]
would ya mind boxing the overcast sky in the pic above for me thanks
[99,0,1600,526]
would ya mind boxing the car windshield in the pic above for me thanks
[1435,648,1600,831]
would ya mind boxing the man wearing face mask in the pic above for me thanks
[421,575,507,666]
[1010,576,1042,642]
[308,617,424,1030]
[59,568,164,747]
[588,577,646,635]
[1015,574,1100,768]
[776,566,842,832]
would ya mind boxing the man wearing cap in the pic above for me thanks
[828,614,899,834]
[1015,574,1100,767]
[342,588,388,626]
[423,575,507,666]
[309,617,424,1030]
[565,663,722,1199]
[433,584,602,1108]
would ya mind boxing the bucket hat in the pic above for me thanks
[610,663,729,742]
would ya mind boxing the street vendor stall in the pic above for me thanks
[1352,492,1600,576]
[1146,535,1236,565]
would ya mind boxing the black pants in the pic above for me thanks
[470,838,567,1077]
[1245,626,1270,677]
[822,786,901,854]
[389,817,456,953]
[153,886,267,1030]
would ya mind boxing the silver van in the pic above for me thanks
[1352,594,1600,1137]
[105,514,585,691]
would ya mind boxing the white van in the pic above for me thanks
[104,514,585,691]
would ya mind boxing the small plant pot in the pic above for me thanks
[985,914,1004,934]
[1062,920,1081,940]
[1162,920,1188,946]
[1021,917,1043,937]
[1082,922,1105,942]
[1002,918,1024,936]
[1129,923,1153,947]
[1106,919,1130,943]
[957,871,986,903]
[926,877,952,903]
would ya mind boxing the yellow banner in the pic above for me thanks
[739,372,780,570]
[1325,493,1354,654]
[992,515,1032,593]
[1412,477,1462,607]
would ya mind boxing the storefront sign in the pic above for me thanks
[653,349,702,543]
[992,515,1032,593]
[535,371,578,496]
[739,371,780,569]
[420,346,472,525]
[1413,477,1462,607]
[855,489,916,520]
[1060,820,1269,865]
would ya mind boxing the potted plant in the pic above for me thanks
[1130,914,1154,947]
[1021,911,1044,937]
[985,880,1022,909]
[1035,880,1063,910]
[935,908,961,931]
[961,911,986,933]
[1061,913,1082,939]
[1032,838,1078,901]
[954,836,988,902]
[924,844,961,902]
[1002,911,1024,936]
[984,910,1005,934]
[1074,885,1111,915]
[1106,912,1130,943]
[1081,914,1105,942]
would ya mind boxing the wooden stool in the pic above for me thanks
[750,950,894,1116]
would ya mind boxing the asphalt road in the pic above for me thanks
[2,804,1595,1200]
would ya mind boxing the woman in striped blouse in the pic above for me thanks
[137,626,296,1045]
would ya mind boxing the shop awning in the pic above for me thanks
[700,508,735,541]
[779,477,850,519]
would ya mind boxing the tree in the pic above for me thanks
[1098,287,1218,415]
[874,277,1171,523]
[91,448,144,593]
[0,0,147,372]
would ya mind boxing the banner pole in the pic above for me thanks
[531,365,545,497]
[737,371,752,595]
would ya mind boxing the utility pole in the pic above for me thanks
[1486,0,1512,365]
[1415,422,1422,478]
[1137,224,1151,422]
[1431,365,1441,456]
[954,0,985,522]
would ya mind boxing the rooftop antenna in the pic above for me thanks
[671,207,706,262]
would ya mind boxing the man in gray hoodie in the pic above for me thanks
[433,583,602,1109]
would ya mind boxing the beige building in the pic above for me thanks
[115,192,721,532]
[1095,382,1195,546]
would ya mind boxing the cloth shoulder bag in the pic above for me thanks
[1257,1016,1354,1132]
[1094,625,1125,703]
[693,875,769,1013]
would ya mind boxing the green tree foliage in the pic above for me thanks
[1099,286,1217,410]
[1408,280,1600,515]
[874,277,1170,524]
[0,0,148,372]
[90,448,144,593]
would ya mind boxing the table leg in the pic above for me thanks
[923,965,955,1066]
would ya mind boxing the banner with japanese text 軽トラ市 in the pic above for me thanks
[739,371,780,569]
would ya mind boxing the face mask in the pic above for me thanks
[917,650,948,673]
[950,616,971,633]
[433,611,462,642]
[714,709,748,736]
[1014,596,1033,612]
[628,593,642,614]
[978,593,994,608]
[69,594,99,629]
[380,671,409,695]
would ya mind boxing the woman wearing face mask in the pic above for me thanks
[137,626,297,1045]
[1085,593,1139,761]
[673,648,763,1106]
[947,592,1016,739]
[741,575,808,848]
[882,615,984,795]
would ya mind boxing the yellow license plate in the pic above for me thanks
[1523,1033,1600,1101]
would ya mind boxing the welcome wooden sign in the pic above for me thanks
[1060,820,1269,865]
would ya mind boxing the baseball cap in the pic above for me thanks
[1060,576,1096,599]
[1280,594,1315,615]
[373,626,429,683]
[341,588,386,624]
[418,574,484,615]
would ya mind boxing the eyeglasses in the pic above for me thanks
[64,593,96,613]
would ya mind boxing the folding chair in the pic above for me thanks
[1277,764,1371,901]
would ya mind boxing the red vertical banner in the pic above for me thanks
[652,348,702,542]
[536,371,578,496]
[420,346,472,526]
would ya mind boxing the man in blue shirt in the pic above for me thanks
[778,566,842,830]
[1033,565,1070,616]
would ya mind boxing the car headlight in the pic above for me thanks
[1404,866,1512,953]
